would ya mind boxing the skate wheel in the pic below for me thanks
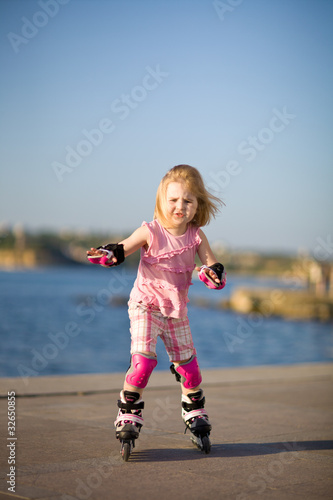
[121,442,131,461]
[202,435,211,454]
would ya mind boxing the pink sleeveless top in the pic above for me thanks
[129,220,202,318]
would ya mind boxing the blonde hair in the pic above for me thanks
[154,165,224,228]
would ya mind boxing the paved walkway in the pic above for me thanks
[0,363,332,500]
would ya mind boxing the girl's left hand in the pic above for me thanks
[195,266,220,285]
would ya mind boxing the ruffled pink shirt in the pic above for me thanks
[129,220,202,318]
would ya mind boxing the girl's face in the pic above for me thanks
[165,181,198,234]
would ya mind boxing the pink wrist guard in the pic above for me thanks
[87,250,114,267]
[198,265,226,290]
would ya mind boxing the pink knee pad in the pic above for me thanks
[175,355,202,390]
[126,353,157,389]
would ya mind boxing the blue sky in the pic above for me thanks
[1,0,332,253]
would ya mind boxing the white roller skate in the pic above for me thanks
[181,389,212,454]
[114,390,144,461]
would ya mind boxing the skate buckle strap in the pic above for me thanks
[183,408,209,423]
[182,396,205,411]
[114,413,144,428]
[117,400,145,412]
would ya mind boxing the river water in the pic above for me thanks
[0,266,332,378]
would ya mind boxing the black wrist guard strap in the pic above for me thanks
[209,262,224,281]
[97,243,125,266]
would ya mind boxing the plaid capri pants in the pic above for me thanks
[128,302,196,362]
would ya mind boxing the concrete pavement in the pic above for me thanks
[0,363,332,500]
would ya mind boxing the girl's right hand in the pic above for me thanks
[86,247,117,266]
[87,247,105,257]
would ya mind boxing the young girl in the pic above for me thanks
[87,165,226,457]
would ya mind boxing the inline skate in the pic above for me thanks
[114,390,144,461]
[181,389,212,454]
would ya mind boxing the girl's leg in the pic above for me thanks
[115,351,157,435]
[176,357,201,394]
[123,351,156,397]
[126,303,159,393]
[170,354,203,394]
[115,306,159,456]
[171,355,212,452]
[123,351,157,394]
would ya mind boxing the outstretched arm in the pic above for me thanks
[87,225,149,266]
[197,230,219,267]
[196,229,226,288]
[118,225,150,257]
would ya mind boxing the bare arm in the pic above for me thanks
[118,225,150,257]
[196,229,221,284]
[87,225,149,264]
